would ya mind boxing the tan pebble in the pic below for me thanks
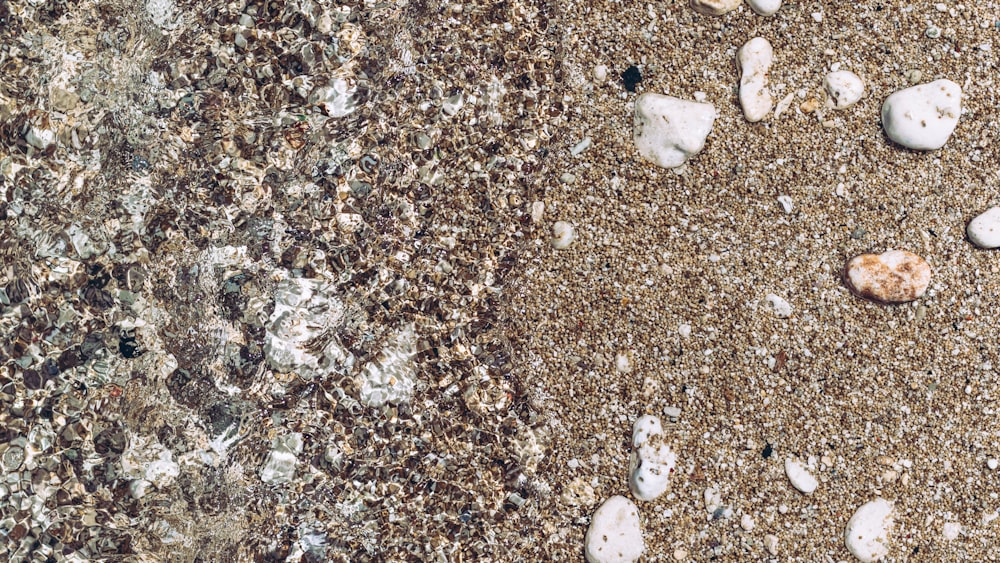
[689,0,741,15]
[764,534,779,555]
[551,221,576,249]
[843,250,931,304]
[673,548,689,560]
[800,98,820,113]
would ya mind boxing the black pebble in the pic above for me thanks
[119,336,144,359]
[762,443,773,459]
[622,65,642,92]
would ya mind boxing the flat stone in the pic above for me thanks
[784,458,818,494]
[843,250,931,304]
[628,415,676,501]
[825,70,865,109]
[967,206,1000,249]
[633,93,716,169]
[737,37,774,122]
[585,496,645,563]
[881,79,961,150]
[690,0,741,15]
[747,0,781,15]
[761,293,792,318]
[845,498,893,562]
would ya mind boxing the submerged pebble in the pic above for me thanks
[585,495,645,563]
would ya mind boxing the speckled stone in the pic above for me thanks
[843,250,931,304]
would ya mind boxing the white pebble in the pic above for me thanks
[764,534,779,556]
[26,127,56,150]
[633,94,716,169]
[811,11,823,22]
[845,499,894,563]
[746,0,780,16]
[988,458,999,470]
[843,250,932,304]
[594,65,609,84]
[881,79,962,150]
[740,513,755,531]
[736,37,774,122]
[678,324,692,338]
[784,458,818,494]
[585,496,645,563]
[967,206,1000,249]
[777,195,793,213]
[824,71,865,109]
[761,293,792,319]
[689,0,740,16]
[942,521,961,541]
[629,416,677,501]
[551,221,576,249]
[572,137,593,156]
[704,487,722,513]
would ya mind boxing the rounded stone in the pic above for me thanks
[967,206,1000,249]
[585,495,645,563]
[551,221,576,249]
[747,0,781,16]
[845,498,893,562]
[825,70,865,109]
[689,0,741,15]
[843,250,931,304]
[881,79,961,150]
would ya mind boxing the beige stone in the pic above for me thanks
[690,0,741,15]
[843,250,931,304]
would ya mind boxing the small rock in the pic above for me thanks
[881,79,961,150]
[777,195,793,213]
[942,521,961,541]
[585,496,645,563]
[967,206,1000,249]
[843,250,931,304]
[740,514,755,531]
[747,0,781,15]
[737,37,774,122]
[784,458,818,494]
[633,93,716,169]
[51,87,80,112]
[26,127,56,150]
[988,458,999,471]
[572,137,593,156]
[622,65,643,93]
[594,65,609,83]
[824,71,865,109]
[764,534,779,556]
[690,0,741,15]
[673,548,688,561]
[531,201,545,224]
[628,415,677,501]
[663,405,682,419]
[551,221,576,249]
[845,498,893,563]
[761,293,792,318]
[704,487,723,513]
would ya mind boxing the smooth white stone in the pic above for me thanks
[942,522,961,541]
[784,458,818,494]
[762,293,792,318]
[881,79,961,150]
[628,416,676,501]
[585,496,645,563]
[747,0,781,16]
[845,499,894,562]
[967,206,1000,249]
[551,221,576,249]
[633,93,716,168]
[824,70,865,109]
[737,37,774,122]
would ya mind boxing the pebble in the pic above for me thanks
[633,93,716,169]
[777,195,793,213]
[551,221,576,249]
[673,548,688,560]
[843,250,931,304]
[824,71,865,109]
[881,79,962,150]
[784,458,818,494]
[942,521,961,541]
[594,65,609,83]
[747,0,781,16]
[628,415,677,501]
[988,458,999,471]
[531,201,545,224]
[572,137,593,156]
[740,514,755,531]
[967,206,1000,249]
[689,0,741,15]
[761,293,792,318]
[845,498,893,563]
[764,534,779,556]
[736,37,774,122]
[704,487,723,513]
[585,496,645,563]
[26,127,56,150]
